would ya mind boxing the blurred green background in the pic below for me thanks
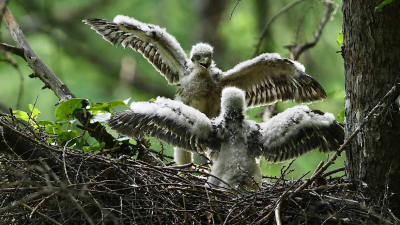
[0,0,345,178]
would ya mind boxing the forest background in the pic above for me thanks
[0,0,345,178]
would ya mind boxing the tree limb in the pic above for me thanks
[285,1,333,60]
[0,43,24,58]
[253,0,305,58]
[2,6,116,148]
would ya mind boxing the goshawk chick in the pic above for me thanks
[108,87,343,189]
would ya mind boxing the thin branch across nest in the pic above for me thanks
[0,116,397,225]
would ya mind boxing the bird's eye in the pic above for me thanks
[195,55,201,60]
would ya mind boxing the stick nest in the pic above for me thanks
[0,115,397,225]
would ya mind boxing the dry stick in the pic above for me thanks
[230,0,241,20]
[0,43,24,58]
[287,1,333,60]
[289,77,400,199]
[323,167,345,177]
[274,200,283,225]
[2,7,74,102]
[21,203,62,225]
[252,0,305,58]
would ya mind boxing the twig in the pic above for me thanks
[21,203,62,225]
[286,1,333,60]
[2,7,74,102]
[312,161,324,176]
[230,0,241,20]
[0,43,24,58]
[323,167,345,177]
[274,200,283,225]
[253,0,305,57]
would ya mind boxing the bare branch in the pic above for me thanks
[2,7,75,102]
[253,0,305,58]
[286,1,333,60]
[0,43,24,58]
[230,0,241,20]
[274,201,283,225]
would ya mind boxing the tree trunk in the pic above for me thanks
[342,0,400,214]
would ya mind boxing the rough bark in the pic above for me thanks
[342,0,400,214]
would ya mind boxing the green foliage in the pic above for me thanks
[56,98,85,121]
[90,99,128,114]
[336,31,343,47]
[337,107,345,123]
[12,99,130,152]
[375,0,394,11]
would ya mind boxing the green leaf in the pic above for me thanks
[13,110,29,122]
[57,130,80,144]
[149,98,156,102]
[336,31,343,47]
[90,100,128,114]
[75,137,86,150]
[337,107,345,123]
[55,98,85,121]
[29,104,41,120]
[38,121,53,126]
[375,0,393,11]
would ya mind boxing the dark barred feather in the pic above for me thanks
[220,58,327,108]
[83,18,180,84]
[108,110,215,153]
[263,122,344,163]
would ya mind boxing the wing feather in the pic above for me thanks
[219,53,327,108]
[83,16,189,85]
[108,97,218,153]
[259,106,344,162]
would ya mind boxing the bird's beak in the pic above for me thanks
[199,57,211,69]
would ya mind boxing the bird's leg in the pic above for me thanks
[174,147,193,165]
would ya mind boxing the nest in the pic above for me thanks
[0,115,397,225]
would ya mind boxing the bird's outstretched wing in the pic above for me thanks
[258,106,343,163]
[218,53,327,108]
[83,16,189,84]
[108,97,218,153]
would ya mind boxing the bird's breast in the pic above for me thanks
[176,70,222,118]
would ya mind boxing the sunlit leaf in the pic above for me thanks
[90,100,129,114]
[13,110,29,122]
[57,130,80,144]
[336,31,343,47]
[375,0,393,11]
[338,107,345,123]
[28,104,41,120]
[55,98,85,121]
[149,98,156,102]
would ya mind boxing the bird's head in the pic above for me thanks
[221,87,246,122]
[190,43,213,69]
